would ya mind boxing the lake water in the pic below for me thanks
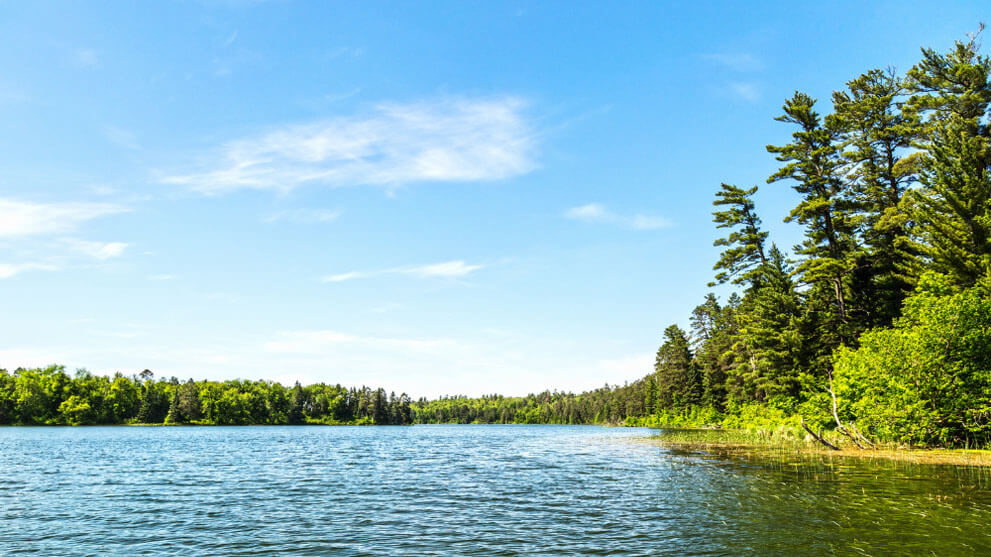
[2,425,989,555]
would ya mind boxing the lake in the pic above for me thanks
[1,425,989,555]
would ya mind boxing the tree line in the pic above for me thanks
[632,30,991,447]
[416,31,991,448]
[0,367,413,426]
[4,33,989,446]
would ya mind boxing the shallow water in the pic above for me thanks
[1,425,989,555]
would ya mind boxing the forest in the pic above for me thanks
[3,34,990,447]
[0,367,413,426]
[416,32,991,448]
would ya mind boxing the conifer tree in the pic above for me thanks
[288,382,305,425]
[832,68,921,326]
[729,246,805,402]
[906,32,991,286]
[767,92,857,340]
[711,184,768,288]
[690,294,733,410]
[165,389,184,424]
[654,325,695,409]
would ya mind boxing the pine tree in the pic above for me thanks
[767,91,858,341]
[832,68,921,326]
[654,325,694,409]
[165,390,184,424]
[288,382,305,425]
[729,246,806,402]
[690,294,734,410]
[643,375,657,415]
[710,184,768,288]
[906,32,991,286]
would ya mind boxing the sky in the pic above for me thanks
[0,1,986,397]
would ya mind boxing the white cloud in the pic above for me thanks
[263,208,341,224]
[402,260,483,278]
[323,271,366,283]
[630,214,669,230]
[61,239,129,260]
[264,329,452,355]
[0,262,59,279]
[565,203,671,230]
[162,96,537,194]
[323,260,485,283]
[729,81,760,102]
[148,274,177,281]
[566,203,607,220]
[701,52,763,72]
[0,198,126,238]
[104,126,141,150]
[74,48,100,68]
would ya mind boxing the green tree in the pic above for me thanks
[711,184,768,288]
[287,382,305,425]
[58,395,93,426]
[834,273,991,446]
[832,68,921,326]
[654,324,696,409]
[729,246,806,402]
[767,92,857,337]
[906,31,991,287]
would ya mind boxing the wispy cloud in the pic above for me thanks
[73,48,100,69]
[162,96,537,194]
[326,46,364,59]
[323,260,485,283]
[148,274,176,281]
[60,239,129,260]
[104,126,141,150]
[221,31,238,49]
[700,52,764,102]
[564,203,671,231]
[700,52,763,72]
[0,262,59,279]
[264,329,452,354]
[263,208,341,224]
[728,81,761,102]
[0,198,127,238]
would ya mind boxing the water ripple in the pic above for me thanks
[1,425,990,555]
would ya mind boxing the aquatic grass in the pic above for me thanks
[648,427,991,467]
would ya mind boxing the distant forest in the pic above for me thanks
[3,33,991,447]
[0,368,414,426]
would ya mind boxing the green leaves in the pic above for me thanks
[834,272,991,446]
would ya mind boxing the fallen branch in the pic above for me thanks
[848,422,877,449]
[802,417,840,450]
[828,372,866,449]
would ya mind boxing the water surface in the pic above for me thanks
[1,425,989,555]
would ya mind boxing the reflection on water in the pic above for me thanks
[0,425,988,555]
[662,443,991,555]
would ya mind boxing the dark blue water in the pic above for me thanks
[1,425,990,555]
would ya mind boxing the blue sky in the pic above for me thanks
[0,1,985,397]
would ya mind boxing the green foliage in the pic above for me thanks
[832,68,920,327]
[711,184,768,288]
[654,325,699,409]
[0,370,415,427]
[834,273,991,446]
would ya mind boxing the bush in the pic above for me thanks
[834,273,991,447]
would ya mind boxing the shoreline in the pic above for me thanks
[647,428,991,467]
